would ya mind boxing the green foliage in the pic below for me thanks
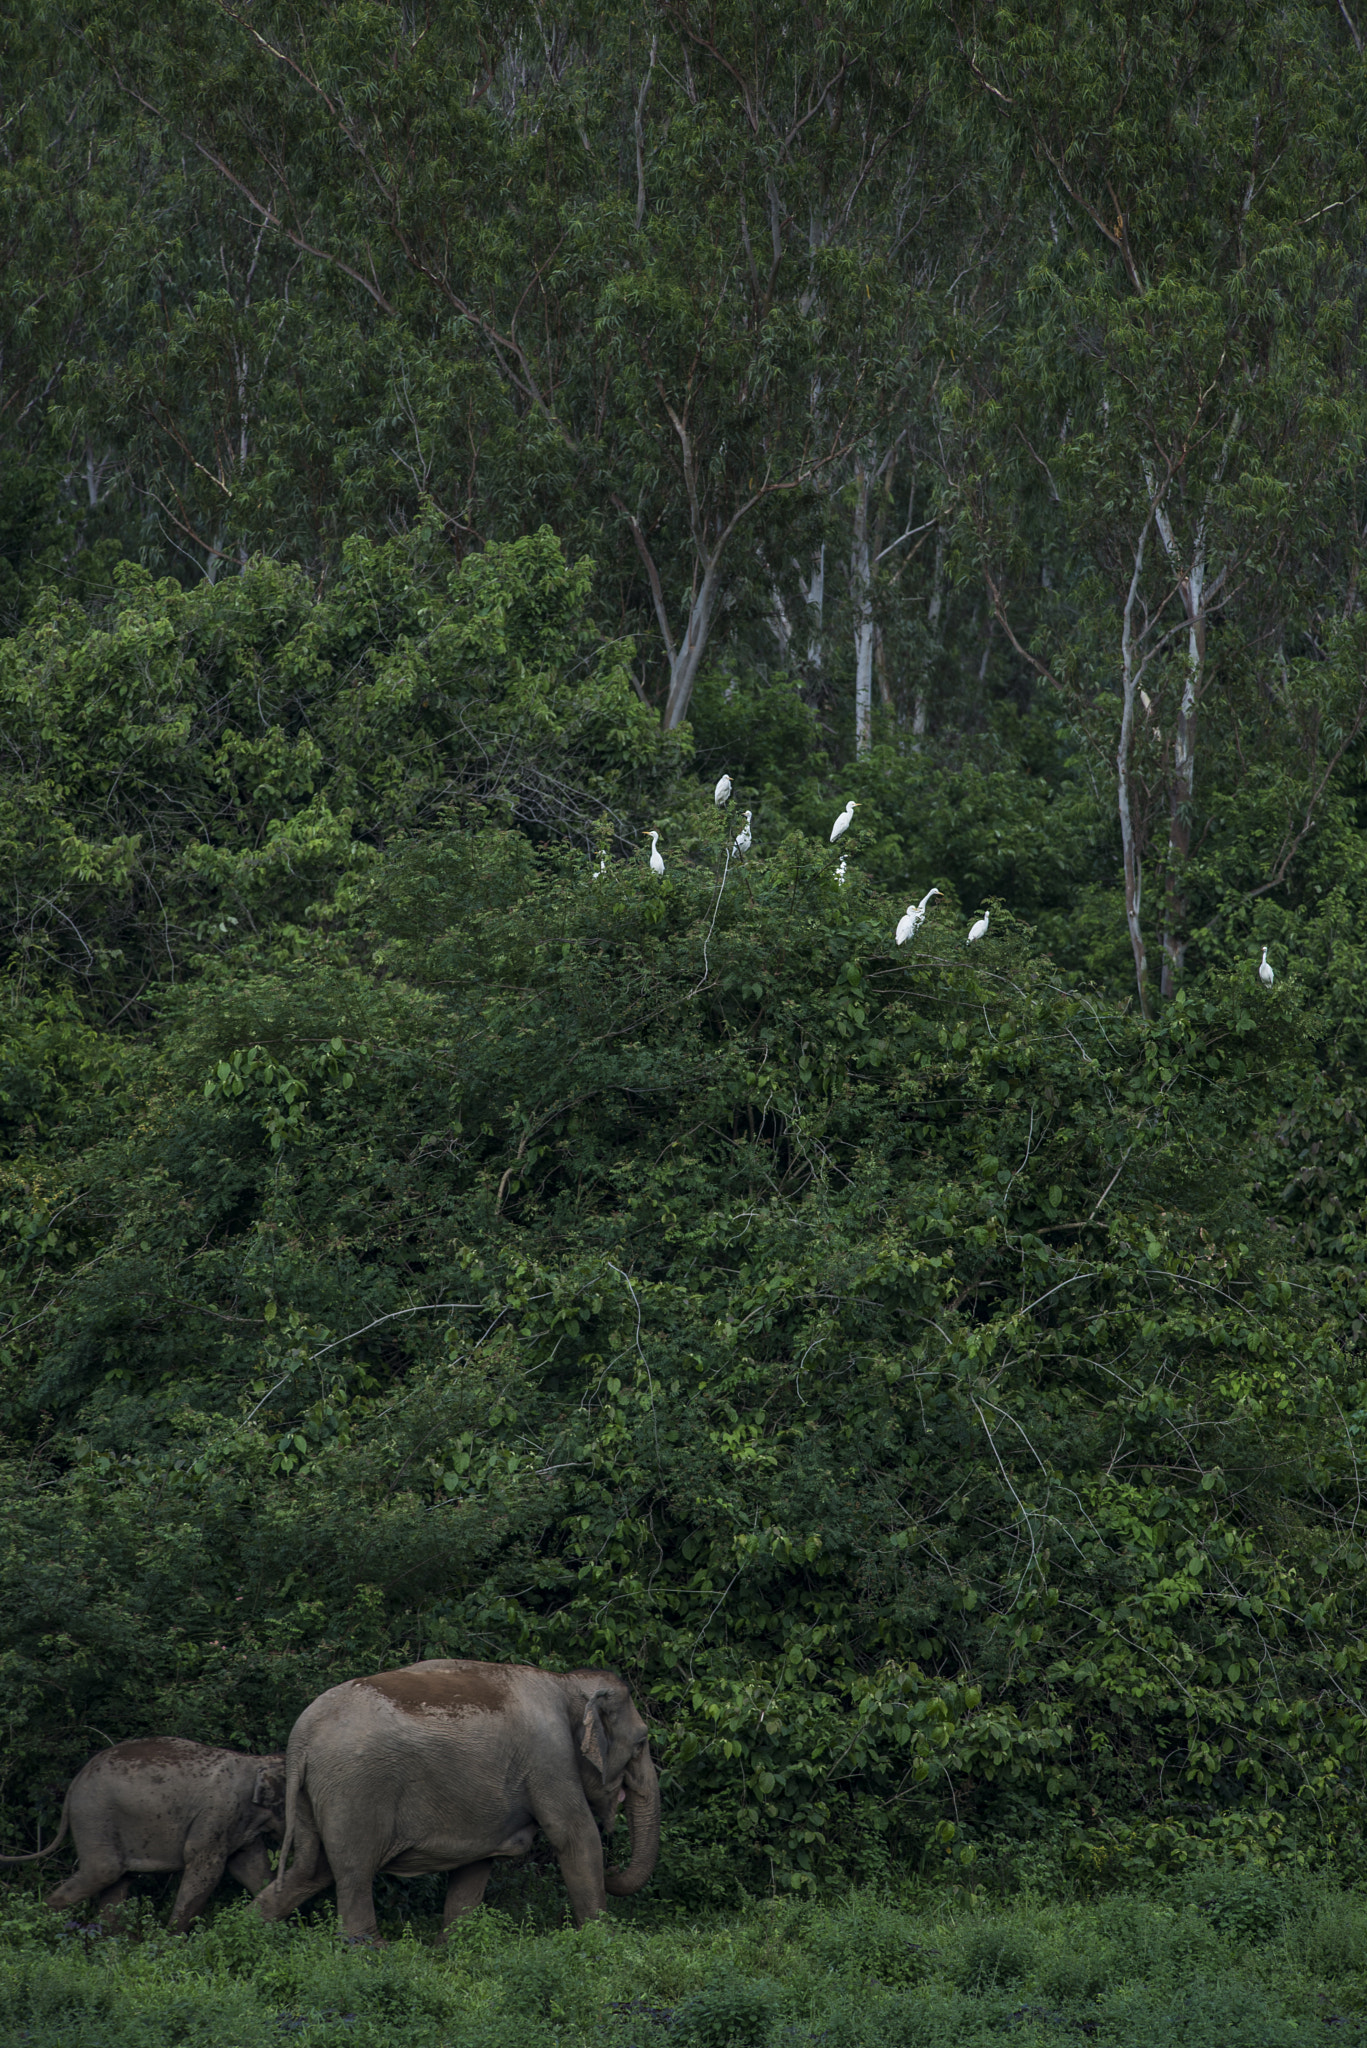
[0,523,674,1008]
[672,1967,781,2047]
[4,763,1366,1886]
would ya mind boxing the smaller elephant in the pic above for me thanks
[0,1738,286,1933]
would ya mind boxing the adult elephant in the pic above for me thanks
[0,1738,286,1932]
[256,1659,659,1940]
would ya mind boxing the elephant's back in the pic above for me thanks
[291,1666,552,1811]
[300,1668,536,1753]
[70,1738,232,1813]
[69,1740,222,1860]
[302,1661,558,1743]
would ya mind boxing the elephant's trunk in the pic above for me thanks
[604,1746,660,1896]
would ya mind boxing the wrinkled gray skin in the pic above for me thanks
[0,1738,286,1933]
[257,1659,660,1941]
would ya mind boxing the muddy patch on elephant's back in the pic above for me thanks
[356,1666,513,1717]
[103,1740,218,1771]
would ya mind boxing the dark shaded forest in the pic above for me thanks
[3,0,1367,1910]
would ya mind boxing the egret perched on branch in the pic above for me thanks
[967,910,990,943]
[830,800,857,843]
[593,852,607,880]
[1259,945,1274,987]
[836,858,847,887]
[645,830,665,876]
[734,809,752,855]
[896,887,942,946]
[714,773,732,807]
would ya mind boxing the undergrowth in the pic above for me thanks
[4,1865,1367,2046]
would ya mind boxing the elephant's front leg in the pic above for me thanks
[441,1859,494,1931]
[546,1815,608,1929]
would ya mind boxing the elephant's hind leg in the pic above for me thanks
[441,1859,494,1932]
[170,1850,231,1934]
[226,1840,274,1895]
[257,1788,333,1923]
[331,1856,384,1944]
[95,1875,134,1931]
[46,1854,125,1918]
[258,1841,333,1921]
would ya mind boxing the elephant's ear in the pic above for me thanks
[579,1696,609,1779]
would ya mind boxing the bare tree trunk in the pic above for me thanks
[799,545,825,674]
[851,459,874,755]
[1161,595,1204,997]
[663,563,723,730]
[875,625,893,709]
[1119,515,1155,1019]
[871,496,892,710]
[633,35,657,230]
[1148,414,1235,997]
[1152,483,1212,999]
[917,529,945,738]
[765,556,793,660]
[614,491,728,733]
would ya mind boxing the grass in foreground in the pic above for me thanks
[4,1865,1367,2046]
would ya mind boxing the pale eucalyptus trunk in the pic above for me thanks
[1118,512,1155,1019]
[1161,596,1204,998]
[916,529,945,737]
[662,567,723,730]
[799,545,825,673]
[1147,413,1236,997]
[851,459,874,755]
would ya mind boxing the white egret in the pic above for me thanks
[967,910,990,943]
[645,830,665,877]
[714,773,733,806]
[896,886,943,946]
[734,809,752,855]
[1259,945,1274,987]
[830,799,857,843]
[593,852,607,880]
[836,858,847,887]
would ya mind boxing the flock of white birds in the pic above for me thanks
[625,775,1276,984]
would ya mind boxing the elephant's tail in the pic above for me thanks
[274,1744,308,1876]
[0,1790,71,1865]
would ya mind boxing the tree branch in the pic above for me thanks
[611,495,678,669]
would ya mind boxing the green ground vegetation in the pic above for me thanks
[6,1871,1367,2046]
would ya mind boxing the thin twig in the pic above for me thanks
[693,844,732,994]
[243,1301,482,1421]
[605,1262,661,1464]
